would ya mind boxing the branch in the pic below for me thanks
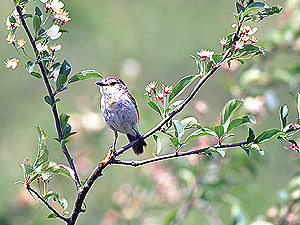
[66,21,244,224]
[67,148,114,225]
[15,5,81,190]
[115,23,242,157]
[112,141,246,167]
[26,185,69,222]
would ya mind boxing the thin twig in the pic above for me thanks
[111,141,246,167]
[15,4,81,190]
[26,184,69,222]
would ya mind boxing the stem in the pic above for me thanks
[15,5,81,190]
[68,157,110,225]
[27,185,68,222]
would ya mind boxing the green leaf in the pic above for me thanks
[45,213,57,219]
[236,2,244,14]
[240,2,266,21]
[153,135,162,155]
[54,164,76,181]
[9,16,16,23]
[236,59,245,64]
[67,70,103,84]
[168,75,200,103]
[147,101,161,115]
[258,5,283,17]
[33,15,41,33]
[43,191,59,201]
[254,129,285,144]
[28,172,42,183]
[23,158,34,175]
[169,136,179,147]
[31,71,42,79]
[26,61,35,73]
[205,61,213,74]
[53,98,61,105]
[279,104,289,129]
[63,124,71,137]
[41,161,76,181]
[210,148,226,157]
[180,117,201,129]
[59,60,71,77]
[184,128,217,143]
[246,127,255,144]
[33,127,48,168]
[49,62,61,74]
[64,131,77,139]
[44,95,52,106]
[221,99,244,125]
[289,91,300,118]
[58,198,68,211]
[212,53,222,64]
[173,120,185,140]
[41,161,59,173]
[242,143,264,156]
[10,27,17,35]
[204,147,215,158]
[56,74,67,90]
[168,100,184,110]
[35,6,42,17]
[61,139,69,148]
[227,115,256,133]
[214,125,224,138]
[59,113,70,132]
[191,55,203,74]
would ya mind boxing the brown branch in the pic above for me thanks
[67,148,114,225]
[15,4,81,190]
[111,141,246,167]
[114,23,241,157]
[26,185,69,222]
[14,2,245,224]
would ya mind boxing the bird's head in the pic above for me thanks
[96,77,127,96]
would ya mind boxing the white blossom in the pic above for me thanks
[46,24,62,40]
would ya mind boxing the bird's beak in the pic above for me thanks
[96,81,105,86]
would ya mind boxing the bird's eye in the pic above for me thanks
[110,81,117,85]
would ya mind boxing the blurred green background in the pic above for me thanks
[1,0,298,224]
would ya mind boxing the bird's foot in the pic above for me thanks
[98,147,115,167]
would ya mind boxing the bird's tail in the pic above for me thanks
[127,133,147,155]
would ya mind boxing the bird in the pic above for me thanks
[96,77,147,155]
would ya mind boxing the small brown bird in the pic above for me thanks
[96,77,146,155]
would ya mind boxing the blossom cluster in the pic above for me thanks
[5,9,24,31]
[196,49,214,61]
[43,0,71,24]
[4,0,70,72]
[145,81,173,117]
[235,25,259,50]
[145,81,173,101]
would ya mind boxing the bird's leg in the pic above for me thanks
[113,131,118,155]
[132,127,139,139]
